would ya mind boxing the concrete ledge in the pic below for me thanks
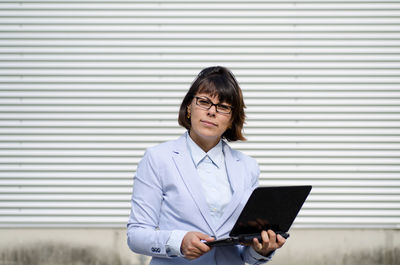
[0,228,398,265]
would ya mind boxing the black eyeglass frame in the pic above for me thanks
[194,96,233,114]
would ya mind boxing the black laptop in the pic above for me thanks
[206,185,312,247]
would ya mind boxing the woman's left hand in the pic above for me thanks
[251,230,286,256]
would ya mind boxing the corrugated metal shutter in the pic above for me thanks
[0,0,399,228]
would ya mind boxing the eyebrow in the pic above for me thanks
[198,96,231,106]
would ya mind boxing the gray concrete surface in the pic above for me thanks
[0,228,398,265]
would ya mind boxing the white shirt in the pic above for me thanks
[186,134,232,223]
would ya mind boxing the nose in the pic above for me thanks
[207,105,217,116]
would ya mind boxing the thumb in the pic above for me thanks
[195,232,214,241]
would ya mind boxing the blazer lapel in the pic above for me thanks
[214,142,245,233]
[171,134,216,235]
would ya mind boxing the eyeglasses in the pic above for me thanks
[194,96,233,114]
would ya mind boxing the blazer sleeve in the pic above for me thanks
[127,148,172,258]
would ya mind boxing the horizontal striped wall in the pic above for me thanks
[0,0,399,228]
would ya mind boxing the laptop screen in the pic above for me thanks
[229,186,312,237]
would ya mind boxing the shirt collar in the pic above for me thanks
[186,132,224,168]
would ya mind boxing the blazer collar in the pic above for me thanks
[172,133,216,234]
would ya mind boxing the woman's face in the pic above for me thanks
[188,92,232,150]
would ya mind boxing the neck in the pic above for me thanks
[189,132,220,153]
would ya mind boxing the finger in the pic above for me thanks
[194,241,211,253]
[195,232,215,243]
[276,234,286,247]
[192,233,213,253]
[260,230,270,245]
[252,237,263,250]
[205,236,215,242]
[267,230,276,245]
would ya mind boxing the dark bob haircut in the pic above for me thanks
[178,66,246,141]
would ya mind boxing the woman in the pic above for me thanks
[127,66,286,265]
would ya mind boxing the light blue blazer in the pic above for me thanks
[127,133,263,265]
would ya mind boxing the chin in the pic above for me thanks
[198,128,219,136]
[202,133,223,140]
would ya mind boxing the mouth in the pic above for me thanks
[200,120,217,127]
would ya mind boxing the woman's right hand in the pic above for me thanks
[181,231,215,260]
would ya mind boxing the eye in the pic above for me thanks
[218,104,231,112]
[198,98,211,106]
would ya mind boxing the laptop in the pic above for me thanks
[206,185,312,247]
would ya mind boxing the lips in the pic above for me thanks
[201,120,217,127]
